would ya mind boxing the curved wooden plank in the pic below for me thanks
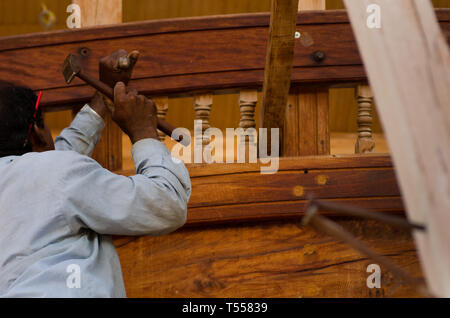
[117,155,403,225]
[0,10,448,108]
[116,220,422,297]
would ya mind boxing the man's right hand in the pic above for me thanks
[113,82,158,144]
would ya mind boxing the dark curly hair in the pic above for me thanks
[0,81,44,157]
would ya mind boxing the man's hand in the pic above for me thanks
[99,50,140,88]
[89,91,108,119]
[113,82,158,144]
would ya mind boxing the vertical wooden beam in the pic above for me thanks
[344,0,450,296]
[284,0,330,156]
[260,0,299,154]
[72,0,123,170]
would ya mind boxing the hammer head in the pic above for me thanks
[62,53,82,84]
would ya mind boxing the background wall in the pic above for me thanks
[1,0,449,136]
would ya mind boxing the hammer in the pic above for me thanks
[62,53,189,146]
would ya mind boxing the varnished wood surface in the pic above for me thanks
[3,1,447,135]
[117,154,403,226]
[1,10,448,109]
[115,219,423,297]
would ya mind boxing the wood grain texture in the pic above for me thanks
[284,1,330,157]
[285,87,331,156]
[4,11,448,109]
[115,220,423,297]
[260,0,298,147]
[117,155,404,225]
[344,0,450,297]
[1,1,446,134]
[0,10,446,109]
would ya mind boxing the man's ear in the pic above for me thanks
[30,122,55,152]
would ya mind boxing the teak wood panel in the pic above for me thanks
[118,155,404,226]
[0,10,449,109]
[115,220,423,297]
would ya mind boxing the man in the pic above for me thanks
[0,51,191,297]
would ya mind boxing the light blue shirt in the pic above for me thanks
[0,105,191,297]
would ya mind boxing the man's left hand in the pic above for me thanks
[99,49,140,88]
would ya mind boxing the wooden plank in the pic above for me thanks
[0,11,351,50]
[186,197,404,226]
[284,0,330,157]
[121,154,395,177]
[72,0,123,170]
[1,11,448,108]
[344,0,450,297]
[116,220,423,297]
[117,154,404,225]
[283,94,300,156]
[260,0,298,150]
[188,168,400,208]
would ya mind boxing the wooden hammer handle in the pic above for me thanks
[77,71,188,145]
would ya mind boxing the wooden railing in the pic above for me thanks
[1,10,447,155]
[1,9,449,224]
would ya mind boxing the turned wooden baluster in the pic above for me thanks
[239,90,258,162]
[194,94,213,145]
[153,96,169,142]
[239,90,257,142]
[355,85,375,154]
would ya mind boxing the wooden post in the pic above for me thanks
[284,0,330,157]
[355,84,375,154]
[260,0,298,155]
[344,0,450,296]
[72,0,123,170]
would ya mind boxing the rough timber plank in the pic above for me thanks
[344,0,450,297]
[260,0,298,150]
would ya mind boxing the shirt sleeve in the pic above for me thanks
[60,138,191,236]
[54,104,105,156]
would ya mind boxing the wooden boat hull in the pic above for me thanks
[115,155,422,297]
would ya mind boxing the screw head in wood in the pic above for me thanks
[312,50,326,63]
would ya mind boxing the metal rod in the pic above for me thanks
[308,197,426,231]
[302,205,432,297]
